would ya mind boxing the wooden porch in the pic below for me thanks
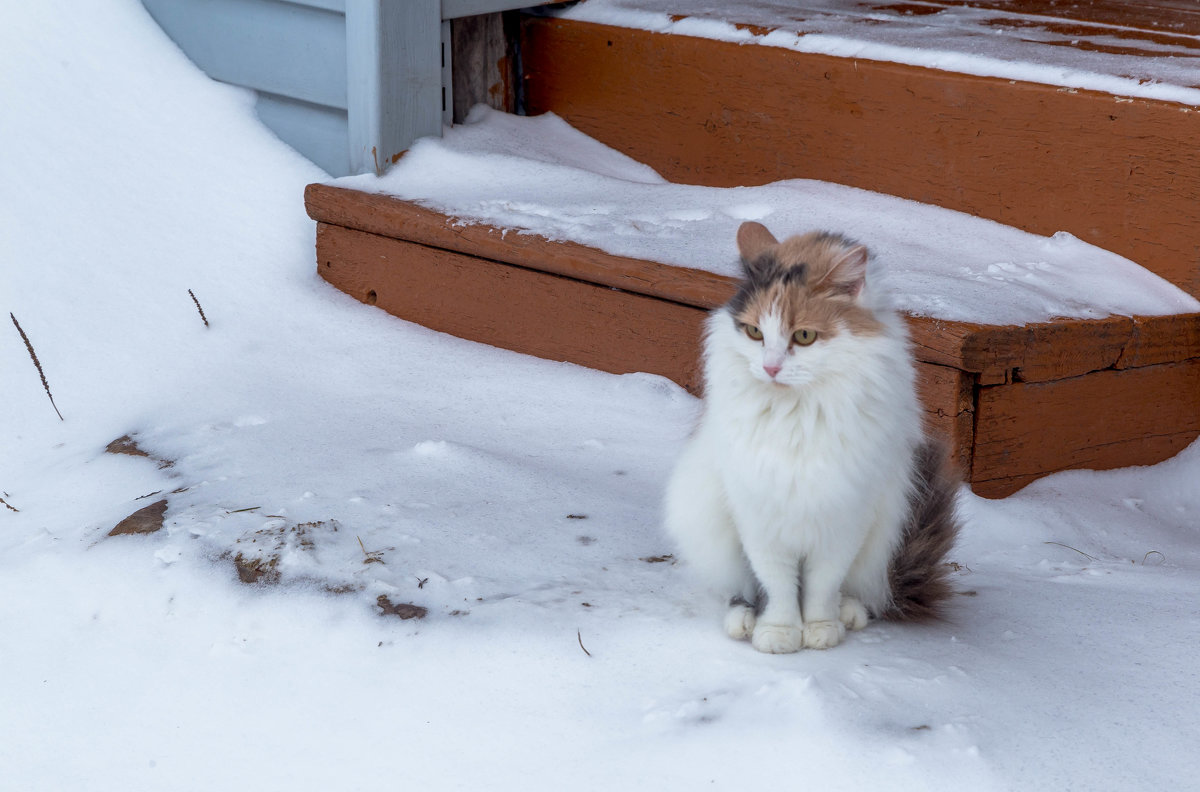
[307,0,1200,497]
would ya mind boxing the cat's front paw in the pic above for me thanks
[839,596,870,631]
[751,622,804,654]
[802,619,846,650]
[724,603,757,641]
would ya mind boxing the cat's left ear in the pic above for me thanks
[737,222,779,262]
[826,244,869,298]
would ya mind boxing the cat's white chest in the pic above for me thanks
[711,391,872,532]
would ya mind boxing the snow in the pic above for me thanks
[558,0,1200,106]
[342,106,1200,325]
[3,2,1200,790]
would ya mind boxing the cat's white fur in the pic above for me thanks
[664,229,924,652]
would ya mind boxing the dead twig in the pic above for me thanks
[10,313,63,421]
[188,289,209,328]
[577,629,592,658]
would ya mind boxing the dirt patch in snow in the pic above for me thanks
[105,434,174,469]
[376,595,427,620]
[109,498,168,536]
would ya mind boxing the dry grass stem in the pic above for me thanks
[0,496,18,513]
[357,535,385,564]
[1044,541,1098,561]
[188,289,210,328]
[10,313,63,421]
[577,630,592,657]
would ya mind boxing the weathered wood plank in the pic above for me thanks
[308,186,1200,382]
[306,187,1017,378]
[1005,318,1134,383]
[450,12,516,122]
[914,361,976,475]
[521,17,1200,297]
[306,184,737,308]
[971,359,1200,496]
[307,185,1200,385]
[317,223,709,391]
[1117,313,1200,369]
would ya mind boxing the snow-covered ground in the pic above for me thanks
[3,3,1199,790]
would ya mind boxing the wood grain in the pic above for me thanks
[1117,313,1200,369]
[521,17,1200,297]
[317,223,708,391]
[450,12,516,123]
[307,184,734,309]
[914,361,976,475]
[971,359,1200,496]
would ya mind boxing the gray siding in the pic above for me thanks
[142,0,553,175]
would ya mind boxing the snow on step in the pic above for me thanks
[557,0,1200,106]
[336,107,1200,326]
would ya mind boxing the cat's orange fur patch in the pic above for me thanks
[735,230,884,338]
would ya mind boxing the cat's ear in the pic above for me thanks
[821,243,869,298]
[736,222,779,262]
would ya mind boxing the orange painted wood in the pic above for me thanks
[906,315,1129,385]
[971,359,1200,496]
[906,1,1200,39]
[521,17,1200,297]
[1118,313,1200,369]
[317,223,708,391]
[307,186,1200,383]
[914,361,975,474]
[306,184,732,309]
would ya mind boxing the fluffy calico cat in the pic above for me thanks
[664,222,960,653]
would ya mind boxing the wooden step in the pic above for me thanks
[520,10,1200,297]
[870,1,1200,39]
[306,183,1200,498]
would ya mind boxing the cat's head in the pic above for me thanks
[718,221,886,387]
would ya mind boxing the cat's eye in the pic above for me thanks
[744,324,763,341]
[792,328,818,346]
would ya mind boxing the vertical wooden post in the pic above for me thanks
[345,0,443,175]
[450,11,516,122]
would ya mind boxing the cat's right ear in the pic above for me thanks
[736,222,779,262]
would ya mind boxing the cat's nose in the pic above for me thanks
[763,363,782,379]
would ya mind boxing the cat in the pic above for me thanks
[663,221,960,653]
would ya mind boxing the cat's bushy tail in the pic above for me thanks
[885,440,961,621]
